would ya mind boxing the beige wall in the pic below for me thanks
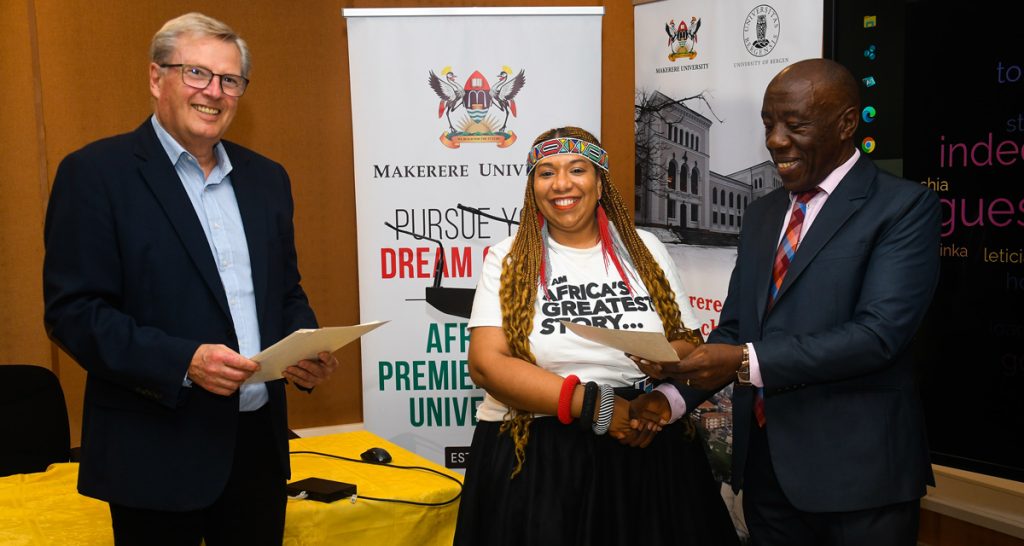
[0,0,635,444]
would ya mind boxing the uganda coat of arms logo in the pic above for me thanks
[427,66,525,148]
[665,16,702,61]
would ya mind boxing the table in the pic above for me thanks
[283,431,462,545]
[0,431,462,545]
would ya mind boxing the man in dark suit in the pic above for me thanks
[43,13,339,545]
[638,59,939,545]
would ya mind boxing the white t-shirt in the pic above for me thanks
[469,229,698,422]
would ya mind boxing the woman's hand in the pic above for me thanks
[608,396,637,444]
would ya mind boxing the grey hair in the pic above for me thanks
[150,12,251,77]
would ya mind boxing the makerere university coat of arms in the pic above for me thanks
[428,66,525,148]
[665,16,701,61]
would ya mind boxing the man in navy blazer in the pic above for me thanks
[43,13,338,545]
[639,59,939,544]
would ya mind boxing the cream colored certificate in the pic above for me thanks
[560,320,679,363]
[245,320,388,384]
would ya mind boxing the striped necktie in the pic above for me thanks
[755,188,820,427]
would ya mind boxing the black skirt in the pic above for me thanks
[454,409,741,546]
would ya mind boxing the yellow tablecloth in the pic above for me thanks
[0,463,109,545]
[284,431,462,545]
[0,431,462,545]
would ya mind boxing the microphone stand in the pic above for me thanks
[382,205,519,319]
[382,222,475,318]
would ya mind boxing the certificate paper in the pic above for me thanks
[560,320,679,363]
[245,320,388,384]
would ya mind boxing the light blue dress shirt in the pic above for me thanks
[152,115,267,412]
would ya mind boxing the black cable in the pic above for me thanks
[289,450,463,507]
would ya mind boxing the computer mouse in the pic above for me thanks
[360,447,392,464]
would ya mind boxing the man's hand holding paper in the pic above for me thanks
[283,351,340,390]
[632,343,743,391]
[188,343,261,396]
[245,320,387,385]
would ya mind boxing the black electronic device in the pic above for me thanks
[360,447,392,464]
[285,477,357,503]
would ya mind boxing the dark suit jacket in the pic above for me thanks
[706,155,939,513]
[43,120,317,511]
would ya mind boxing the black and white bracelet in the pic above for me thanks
[592,384,615,435]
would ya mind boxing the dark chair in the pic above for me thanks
[0,364,72,476]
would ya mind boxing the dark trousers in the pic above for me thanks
[109,406,287,546]
[742,422,920,546]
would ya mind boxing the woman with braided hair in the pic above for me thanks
[453,127,740,545]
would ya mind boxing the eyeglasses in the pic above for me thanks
[159,64,249,97]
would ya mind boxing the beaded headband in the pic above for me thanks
[525,137,610,175]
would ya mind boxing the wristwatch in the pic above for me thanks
[736,345,751,386]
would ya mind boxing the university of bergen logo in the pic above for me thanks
[664,16,702,61]
[743,4,781,58]
[427,66,526,148]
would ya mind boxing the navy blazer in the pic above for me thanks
[43,120,317,511]
[708,155,939,512]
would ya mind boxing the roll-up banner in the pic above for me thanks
[633,0,823,484]
[344,7,604,468]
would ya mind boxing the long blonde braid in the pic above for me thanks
[498,127,692,478]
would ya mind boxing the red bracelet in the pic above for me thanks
[557,374,580,424]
